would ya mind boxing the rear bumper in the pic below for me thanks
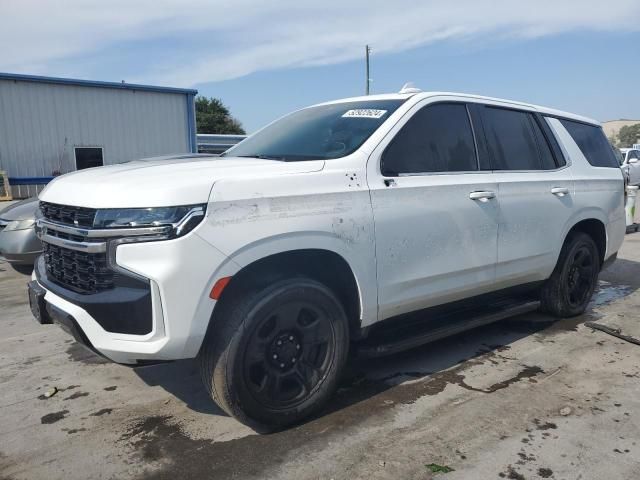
[602,252,617,271]
[605,217,626,265]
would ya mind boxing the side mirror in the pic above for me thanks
[629,158,639,164]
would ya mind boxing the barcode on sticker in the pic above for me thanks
[342,109,387,119]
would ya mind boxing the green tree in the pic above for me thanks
[618,123,640,147]
[195,96,245,134]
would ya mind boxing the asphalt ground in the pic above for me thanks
[1,233,640,480]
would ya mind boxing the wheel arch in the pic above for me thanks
[563,217,607,266]
[206,247,367,342]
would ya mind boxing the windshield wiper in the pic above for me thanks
[233,154,286,161]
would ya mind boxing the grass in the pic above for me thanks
[425,463,455,474]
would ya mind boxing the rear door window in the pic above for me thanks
[381,103,477,176]
[559,120,619,168]
[530,117,558,170]
[481,107,541,170]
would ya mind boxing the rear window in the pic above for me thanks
[559,120,619,168]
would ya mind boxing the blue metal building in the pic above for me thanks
[0,72,197,197]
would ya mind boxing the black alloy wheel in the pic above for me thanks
[243,300,336,410]
[199,277,349,430]
[540,231,600,317]
[565,245,597,309]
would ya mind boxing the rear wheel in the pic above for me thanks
[540,232,600,317]
[199,277,349,430]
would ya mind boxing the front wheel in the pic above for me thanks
[199,277,349,430]
[540,232,600,317]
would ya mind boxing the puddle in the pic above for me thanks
[66,343,109,365]
[590,281,633,307]
[90,408,113,417]
[41,410,69,424]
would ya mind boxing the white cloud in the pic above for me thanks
[1,0,639,86]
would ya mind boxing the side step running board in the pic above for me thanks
[357,300,540,358]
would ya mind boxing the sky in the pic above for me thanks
[1,0,639,133]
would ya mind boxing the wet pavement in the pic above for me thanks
[1,234,640,479]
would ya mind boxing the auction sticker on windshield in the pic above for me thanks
[342,109,387,119]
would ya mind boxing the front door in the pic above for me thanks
[367,101,499,320]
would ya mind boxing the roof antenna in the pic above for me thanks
[399,82,421,94]
[365,45,372,95]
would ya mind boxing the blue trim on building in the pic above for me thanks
[0,72,198,96]
[8,177,54,185]
[186,93,198,153]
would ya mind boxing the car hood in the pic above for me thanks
[39,156,325,208]
[0,197,39,221]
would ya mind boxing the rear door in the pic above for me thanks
[553,118,625,259]
[477,104,575,287]
[367,100,499,320]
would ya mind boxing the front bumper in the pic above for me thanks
[30,231,236,364]
[29,280,105,359]
[0,227,42,264]
[35,256,154,335]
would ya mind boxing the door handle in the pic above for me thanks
[551,187,569,197]
[469,191,496,201]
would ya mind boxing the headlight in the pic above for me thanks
[93,204,206,238]
[4,219,36,232]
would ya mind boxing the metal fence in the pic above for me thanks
[0,171,11,200]
[197,134,247,154]
[7,177,53,199]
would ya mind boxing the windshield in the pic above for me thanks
[223,99,405,161]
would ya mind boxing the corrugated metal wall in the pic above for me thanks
[0,79,191,179]
[10,183,45,199]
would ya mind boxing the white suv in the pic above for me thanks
[28,90,625,430]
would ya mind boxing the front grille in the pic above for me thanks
[43,242,114,294]
[40,201,111,294]
[40,202,96,227]
[45,227,88,243]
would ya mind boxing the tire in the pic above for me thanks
[199,277,349,431]
[540,232,600,317]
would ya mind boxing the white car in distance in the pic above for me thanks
[619,147,640,185]
[28,87,625,430]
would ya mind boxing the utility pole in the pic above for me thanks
[365,45,371,95]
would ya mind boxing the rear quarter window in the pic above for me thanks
[559,120,619,168]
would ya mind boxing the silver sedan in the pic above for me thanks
[0,198,41,266]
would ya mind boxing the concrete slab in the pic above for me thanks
[1,234,640,479]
